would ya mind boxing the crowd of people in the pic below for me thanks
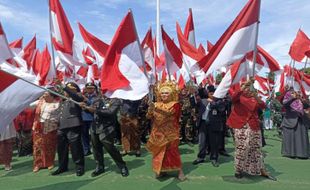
[0,79,309,182]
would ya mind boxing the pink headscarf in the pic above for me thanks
[283,90,304,115]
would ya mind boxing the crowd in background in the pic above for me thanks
[0,79,309,181]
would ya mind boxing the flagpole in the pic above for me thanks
[0,69,80,105]
[156,0,160,55]
[129,9,152,100]
[182,57,195,86]
[301,57,309,81]
[252,0,261,77]
[48,0,57,75]
[292,60,296,88]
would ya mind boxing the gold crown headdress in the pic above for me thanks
[155,81,179,102]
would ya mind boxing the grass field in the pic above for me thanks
[0,130,309,190]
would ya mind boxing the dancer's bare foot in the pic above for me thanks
[177,170,187,181]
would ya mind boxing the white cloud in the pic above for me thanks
[0,1,49,45]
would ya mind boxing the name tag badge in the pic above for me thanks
[212,110,217,115]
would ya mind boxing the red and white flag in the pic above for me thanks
[161,25,183,75]
[184,8,196,48]
[253,75,272,95]
[9,37,23,55]
[289,29,310,62]
[213,57,250,98]
[246,45,282,72]
[141,28,156,72]
[0,23,25,70]
[18,35,36,71]
[49,0,83,68]
[0,70,45,128]
[39,45,56,85]
[176,22,205,84]
[198,0,260,75]
[100,11,149,100]
[198,44,206,54]
[0,23,14,62]
[78,22,108,68]
[207,40,214,52]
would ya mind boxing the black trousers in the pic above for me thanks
[208,121,224,161]
[57,127,85,171]
[197,121,210,159]
[209,130,223,161]
[91,132,126,170]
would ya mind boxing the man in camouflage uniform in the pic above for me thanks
[179,87,196,143]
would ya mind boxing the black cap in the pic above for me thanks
[207,85,216,93]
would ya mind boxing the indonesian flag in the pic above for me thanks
[274,65,304,95]
[76,47,100,83]
[0,70,45,128]
[184,8,196,48]
[207,40,214,52]
[178,74,186,89]
[176,22,205,84]
[253,75,272,95]
[141,28,156,84]
[39,45,56,85]
[289,29,310,62]
[9,37,23,55]
[300,72,310,96]
[156,52,166,72]
[141,28,155,72]
[198,0,260,75]
[0,23,14,62]
[78,22,108,68]
[246,45,282,72]
[213,57,251,98]
[100,11,149,100]
[0,23,24,69]
[31,49,41,76]
[198,44,206,54]
[161,25,183,75]
[49,0,83,67]
[18,35,36,71]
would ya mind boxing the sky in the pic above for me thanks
[0,0,309,71]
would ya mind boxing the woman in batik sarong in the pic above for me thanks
[146,81,186,181]
[32,91,59,172]
[227,79,276,181]
[0,123,16,171]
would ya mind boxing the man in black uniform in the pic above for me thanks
[80,95,129,177]
[208,91,229,167]
[52,82,85,176]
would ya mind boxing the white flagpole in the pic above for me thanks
[0,68,80,105]
[252,0,261,77]
[48,0,57,76]
[301,57,309,81]
[292,60,296,89]
[156,0,160,56]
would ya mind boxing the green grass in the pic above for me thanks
[0,130,309,190]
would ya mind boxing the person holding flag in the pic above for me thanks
[227,79,276,180]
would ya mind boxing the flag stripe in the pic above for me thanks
[0,70,18,92]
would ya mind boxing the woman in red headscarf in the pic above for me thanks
[227,79,276,180]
